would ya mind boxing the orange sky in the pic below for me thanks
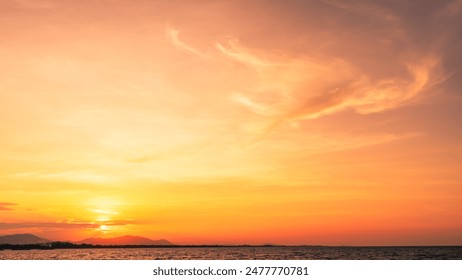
[1,0,462,245]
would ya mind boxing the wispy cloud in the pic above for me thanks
[166,27,209,58]
[217,39,441,132]
[0,220,135,230]
[437,0,462,17]
[0,222,98,230]
[10,0,55,10]
[216,39,273,67]
[10,171,115,183]
[167,25,441,132]
[164,0,447,137]
[0,202,18,211]
[323,0,400,23]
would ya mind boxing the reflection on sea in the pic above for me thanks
[1,246,462,260]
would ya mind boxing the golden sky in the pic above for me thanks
[1,0,462,245]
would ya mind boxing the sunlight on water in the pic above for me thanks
[1,247,462,260]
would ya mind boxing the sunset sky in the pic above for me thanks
[1,0,462,245]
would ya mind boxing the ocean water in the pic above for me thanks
[1,246,462,260]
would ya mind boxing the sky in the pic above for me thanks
[1,0,462,245]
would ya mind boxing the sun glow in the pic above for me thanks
[98,225,111,232]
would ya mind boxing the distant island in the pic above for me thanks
[0,234,51,245]
[0,233,289,250]
[0,234,175,250]
[79,235,173,246]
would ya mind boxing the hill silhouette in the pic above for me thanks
[0,234,50,244]
[79,235,173,245]
[0,233,173,246]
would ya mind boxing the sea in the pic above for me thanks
[1,246,462,260]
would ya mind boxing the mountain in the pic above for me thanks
[0,233,173,246]
[0,234,50,244]
[78,235,173,246]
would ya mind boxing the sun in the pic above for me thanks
[98,225,113,233]
[99,225,109,231]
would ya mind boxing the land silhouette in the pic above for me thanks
[79,235,173,246]
[0,234,51,245]
[0,233,175,250]
[0,233,286,250]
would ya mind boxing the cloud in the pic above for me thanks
[216,39,273,67]
[0,220,135,230]
[323,0,400,23]
[9,171,115,183]
[437,0,462,17]
[9,0,55,10]
[166,27,208,58]
[165,1,448,136]
[0,202,17,211]
[167,26,438,129]
[284,56,439,120]
[0,222,98,230]
[217,39,441,131]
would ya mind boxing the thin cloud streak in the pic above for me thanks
[323,0,400,23]
[216,40,274,67]
[167,24,442,134]
[0,202,18,211]
[166,27,209,58]
[437,0,462,16]
[0,220,135,230]
[215,40,442,132]
[9,171,116,183]
[0,222,99,230]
